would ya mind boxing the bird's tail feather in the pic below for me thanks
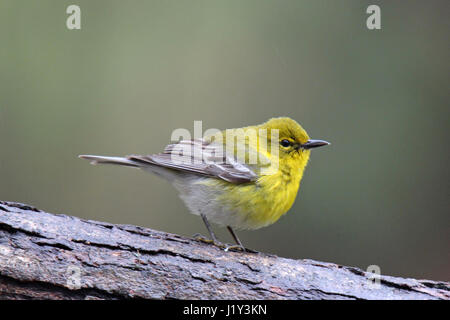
[78,155,140,167]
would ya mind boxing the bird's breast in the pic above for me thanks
[218,164,304,229]
[184,160,307,230]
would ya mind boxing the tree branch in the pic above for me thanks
[0,201,448,300]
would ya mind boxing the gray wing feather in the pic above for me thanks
[130,139,257,183]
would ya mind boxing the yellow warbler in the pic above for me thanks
[79,117,329,250]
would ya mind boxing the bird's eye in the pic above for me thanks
[280,139,291,147]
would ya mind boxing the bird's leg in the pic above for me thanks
[227,226,243,247]
[225,226,246,252]
[193,214,249,252]
[193,213,222,246]
[201,213,218,242]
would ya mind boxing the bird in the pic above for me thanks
[79,117,329,251]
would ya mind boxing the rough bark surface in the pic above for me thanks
[0,201,448,300]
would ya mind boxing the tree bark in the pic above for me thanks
[0,200,448,300]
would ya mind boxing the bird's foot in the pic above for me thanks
[223,244,246,252]
[193,234,247,252]
[192,233,215,244]
[212,241,246,252]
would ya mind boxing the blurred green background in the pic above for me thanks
[0,1,448,281]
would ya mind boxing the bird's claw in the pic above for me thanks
[192,233,214,244]
[223,244,246,252]
[193,234,249,252]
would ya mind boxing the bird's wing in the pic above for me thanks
[128,139,258,184]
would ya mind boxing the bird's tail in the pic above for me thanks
[78,155,141,167]
[79,154,182,182]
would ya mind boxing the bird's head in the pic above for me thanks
[260,117,330,163]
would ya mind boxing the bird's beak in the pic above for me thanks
[301,139,330,150]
